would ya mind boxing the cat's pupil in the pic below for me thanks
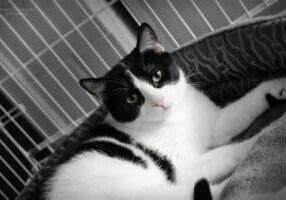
[127,94,138,104]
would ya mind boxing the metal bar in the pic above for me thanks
[19,2,98,108]
[214,0,233,24]
[264,0,278,6]
[120,0,140,25]
[0,106,19,122]
[75,0,123,58]
[101,10,135,47]
[1,127,39,171]
[0,157,26,185]
[22,0,118,71]
[29,0,100,78]
[104,1,136,47]
[167,0,197,39]
[2,85,87,154]
[190,0,214,31]
[238,0,251,17]
[0,171,20,194]
[3,105,94,159]
[38,107,95,150]
[111,17,135,46]
[0,190,9,200]
[30,0,100,106]
[233,2,270,23]
[53,0,111,71]
[0,41,72,130]
[0,112,22,128]
[0,39,65,132]
[9,0,92,117]
[279,9,286,15]
[143,0,180,47]
[0,140,33,178]
[0,104,41,151]
[0,86,54,145]
[0,16,86,122]
[245,4,267,19]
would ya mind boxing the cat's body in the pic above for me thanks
[41,24,286,200]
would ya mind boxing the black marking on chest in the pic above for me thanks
[136,143,176,183]
[77,140,147,168]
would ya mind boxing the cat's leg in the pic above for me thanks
[210,177,230,200]
[199,134,261,199]
[212,78,286,146]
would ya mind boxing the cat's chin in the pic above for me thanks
[154,105,171,111]
[151,106,173,121]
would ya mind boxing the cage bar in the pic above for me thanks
[0,15,87,121]
[9,0,94,117]
[190,0,215,31]
[143,0,180,47]
[75,0,123,59]
[0,105,41,151]
[0,38,66,132]
[54,0,111,71]
[0,86,55,144]
[167,0,197,39]
[214,0,233,24]
[1,157,26,186]
[30,0,102,106]
[0,140,33,178]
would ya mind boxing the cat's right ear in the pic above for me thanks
[79,78,105,104]
[137,23,164,53]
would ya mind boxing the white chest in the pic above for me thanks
[133,110,205,161]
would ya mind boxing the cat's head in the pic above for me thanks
[79,23,186,123]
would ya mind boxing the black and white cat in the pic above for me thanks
[43,23,286,200]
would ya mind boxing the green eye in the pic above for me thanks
[152,70,162,83]
[127,94,138,104]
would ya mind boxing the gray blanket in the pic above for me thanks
[221,107,286,200]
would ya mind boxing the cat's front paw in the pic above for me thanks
[261,78,286,101]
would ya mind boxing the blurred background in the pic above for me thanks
[0,0,285,199]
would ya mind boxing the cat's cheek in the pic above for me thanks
[162,86,177,108]
[138,104,152,118]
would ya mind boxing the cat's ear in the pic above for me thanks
[137,23,164,53]
[79,78,105,104]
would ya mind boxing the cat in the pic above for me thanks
[41,23,286,200]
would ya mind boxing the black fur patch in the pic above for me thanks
[102,65,145,122]
[136,143,176,183]
[266,93,282,107]
[193,178,212,200]
[94,124,132,144]
[77,141,147,168]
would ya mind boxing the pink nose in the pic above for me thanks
[154,98,165,108]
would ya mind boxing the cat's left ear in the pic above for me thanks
[79,78,105,104]
[137,23,164,53]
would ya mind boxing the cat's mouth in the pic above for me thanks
[153,104,172,112]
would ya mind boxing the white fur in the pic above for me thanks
[47,70,286,200]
